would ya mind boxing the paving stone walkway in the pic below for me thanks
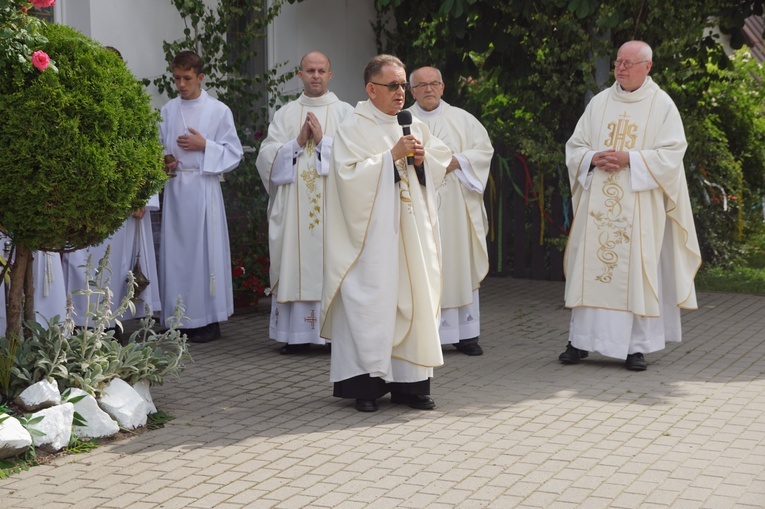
[1,277,764,508]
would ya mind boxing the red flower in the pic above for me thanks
[31,50,50,71]
[30,0,56,8]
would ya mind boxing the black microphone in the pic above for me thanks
[396,110,414,166]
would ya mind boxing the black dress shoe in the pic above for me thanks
[626,352,647,371]
[559,341,589,364]
[280,343,311,354]
[354,399,378,412]
[455,339,483,356]
[183,322,221,343]
[390,393,436,410]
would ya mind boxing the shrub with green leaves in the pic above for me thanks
[0,252,191,400]
[0,22,166,251]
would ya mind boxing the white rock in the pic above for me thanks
[97,378,147,430]
[63,388,120,439]
[132,380,157,415]
[27,403,74,453]
[15,379,61,412]
[0,414,32,459]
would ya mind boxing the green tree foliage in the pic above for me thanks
[0,23,166,251]
[376,0,765,267]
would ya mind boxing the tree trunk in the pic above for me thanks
[6,246,34,340]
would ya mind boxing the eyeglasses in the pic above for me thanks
[612,59,649,69]
[370,81,409,92]
[411,81,443,90]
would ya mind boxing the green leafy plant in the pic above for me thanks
[16,413,45,441]
[0,18,167,340]
[64,436,98,455]
[0,455,35,479]
[0,0,58,88]
[0,250,191,401]
[147,409,175,430]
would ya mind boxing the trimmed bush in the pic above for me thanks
[0,23,166,251]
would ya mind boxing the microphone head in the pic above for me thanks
[396,110,412,126]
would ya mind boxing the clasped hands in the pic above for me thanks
[592,149,629,173]
[391,135,424,167]
[176,127,206,152]
[297,112,323,148]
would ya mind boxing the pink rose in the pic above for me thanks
[31,50,50,71]
[30,0,56,7]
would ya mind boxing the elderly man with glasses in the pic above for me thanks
[321,54,452,412]
[558,40,701,371]
[408,66,494,357]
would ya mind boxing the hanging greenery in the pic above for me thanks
[375,0,765,268]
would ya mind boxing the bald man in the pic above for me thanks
[408,66,494,356]
[256,51,353,354]
[559,40,701,371]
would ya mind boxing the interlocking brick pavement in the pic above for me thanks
[1,277,765,508]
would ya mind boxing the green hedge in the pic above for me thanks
[0,23,166,252]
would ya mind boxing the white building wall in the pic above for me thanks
[269,0,380,106]
[54,0,218,109]
[52,0,379,109]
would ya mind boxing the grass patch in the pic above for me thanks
[696,230,765,295]
[696,266,765,295]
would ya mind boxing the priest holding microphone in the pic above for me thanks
[321,54,452,412]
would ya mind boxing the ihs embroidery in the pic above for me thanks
[605,111,638,151]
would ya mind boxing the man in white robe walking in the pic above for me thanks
[408,66,494,356]
[321,55,452,412]
[159,50,243,343]
[256,51,353,354]
[559,40,701,371]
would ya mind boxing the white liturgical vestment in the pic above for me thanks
[0,237,66,330]
[564,77,701,359]
[321,100,452,384]
[159,90,243,328]
[256,92,353,345]
[63,194,161,327]
[409,101,494,344]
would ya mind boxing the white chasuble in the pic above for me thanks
[256,92,352,345]
[409,102,494,310]
[321,100,451,383]
[564,77,700,326]
[159,91,243,328]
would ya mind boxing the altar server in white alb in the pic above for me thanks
[408,66,494,356]
[559,40,701,371]
[62,196,161,332]
[256,51,353,354]
[160,50,243,343]
[321,55,452,412]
